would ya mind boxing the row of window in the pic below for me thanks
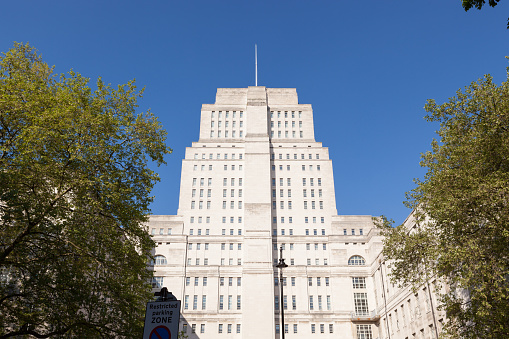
[193,153,243,160]
[183,294,241,311]
[210,120,243,128]
[193,164,245,171]
[275,276,330,287]
[190,200,244,209]
[210,110,243,119]
[271,164,321,171]
[272,177,322,186]
[274,295,332,311]
[276,324,370,337]
[185,276,242,287]
[272,189,323,198]
[271,130,304,138]
[271,200,324,210]
[188,228,242,235]
[192,177,245,187]
[187,258,243,266]
[270,110,302,119]
[222,189,242,197]
[271,120,303,129]
[182,323,237,334]
[272,153,320,160]
[210,130,244,138]
[188,243,242,250]
[151,255,366,268]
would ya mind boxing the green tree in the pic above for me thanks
[0,43,172,338]
[461,0,508,28]
[379,64,509,338]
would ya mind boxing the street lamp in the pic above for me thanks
[275,246,288,339]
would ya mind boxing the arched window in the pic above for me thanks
[153,255,167,266]
[348,255,365,266]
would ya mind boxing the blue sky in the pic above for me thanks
[1,1,508,225]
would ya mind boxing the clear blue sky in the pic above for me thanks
[2,1,508,225]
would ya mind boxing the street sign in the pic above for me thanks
[143,300,181,339]
[149,325,171,339]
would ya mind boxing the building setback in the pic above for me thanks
[147,86,443,339]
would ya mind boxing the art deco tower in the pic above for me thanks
[148,86,383,339]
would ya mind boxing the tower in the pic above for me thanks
[148,86,383,338]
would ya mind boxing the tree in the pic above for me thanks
[0,43,172,338]
[379,64,509,338]
[461,0,508,28]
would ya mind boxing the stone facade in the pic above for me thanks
[147,87,442,339]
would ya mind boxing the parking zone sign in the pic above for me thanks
[143,300,181,339]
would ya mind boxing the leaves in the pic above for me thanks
[379,65,509,338]
[0,43,172,338]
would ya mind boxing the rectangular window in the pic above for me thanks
[201,324,205,333]
[354,293,369,316]
[237,324,241,334]
[184,295,189,310]
[327,295,331,310]
[237,295,241,310]
[218,324,223,334]
[219,295,224,310]
[202,295,207,310]
[311,324,315,333]
[309,296,314,310]
[193,295,198,310]
[356,325,373,339]
[293,324,298,334]
[352,277,366,289]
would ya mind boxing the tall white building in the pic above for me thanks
[148,86,442,339]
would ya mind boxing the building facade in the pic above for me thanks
[147,86,442,339]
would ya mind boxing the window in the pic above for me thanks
[311,324,315,333]
[201,324,205,334]
[184,295,189,309]
[320,324,324,333]
[329,324,333,333]
[327,295,331,310]
[292,295,297,310]
[352,277,366,289]
[293,324,298,334]
[203,277,208,286]
[356,325,373,339]
[326,277,330,286]
[218,324,223,333]
[309,296,314,310]
[354,293,369,316]
[343,228,347,235]
[348,255,366,266]
[202,295,207,310]
[152,277,163,288]
[275,296,279,310]
[153,255,167,265]
[219,295,224,310]
[193,295,198,310]
[237,324,241,334]
[237,277,242,286]
[237,295,241,310]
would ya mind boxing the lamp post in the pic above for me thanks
[275,246,288,339]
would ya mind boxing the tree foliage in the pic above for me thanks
[379,64,509,338]
[0,43,172,338]
[461,0,508,28]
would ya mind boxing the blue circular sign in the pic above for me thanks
[150,325,170,339]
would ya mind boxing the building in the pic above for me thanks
[147,86,442,339]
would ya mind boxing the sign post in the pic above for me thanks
[143,288,181,339]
